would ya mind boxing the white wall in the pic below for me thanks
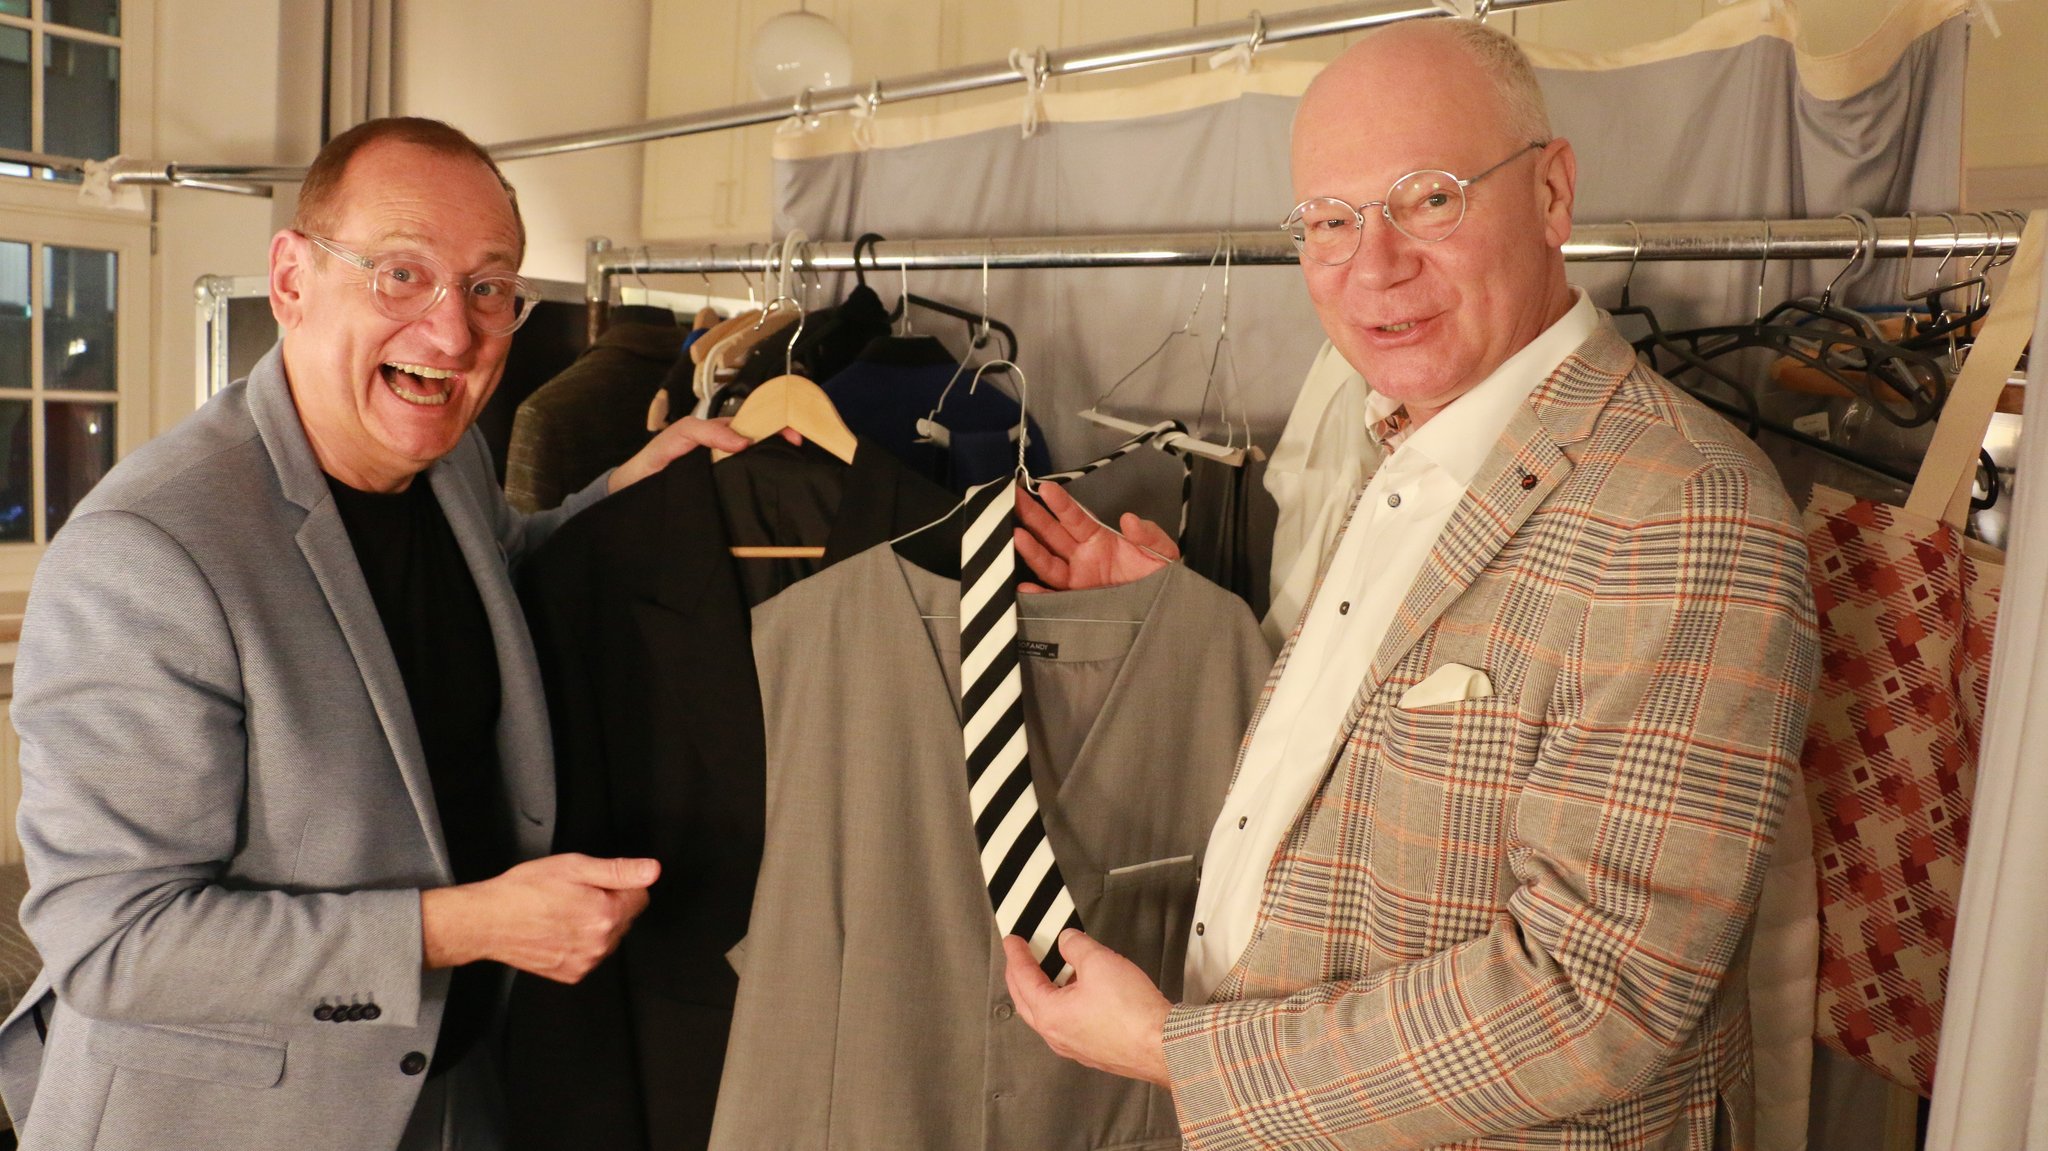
[147,0,290,438]
[391,0,652,285]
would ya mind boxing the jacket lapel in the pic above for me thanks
[1362,320,1636,695]
[431,439,557,860]
[245,346,455,880]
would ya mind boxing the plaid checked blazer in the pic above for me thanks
[1162,319,1820,1151]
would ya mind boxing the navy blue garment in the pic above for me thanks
[820,335,1052,494]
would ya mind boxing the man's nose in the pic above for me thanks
[411,284,475,354]
[1343,209,1420,291]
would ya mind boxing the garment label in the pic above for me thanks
[1792,411,1831,441]
[1016,639,1061,660]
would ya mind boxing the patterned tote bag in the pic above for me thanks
[1801,211,2043,1095]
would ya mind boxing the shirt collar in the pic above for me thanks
[1392,287,1597,484]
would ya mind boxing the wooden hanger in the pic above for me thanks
[714,290,859,560]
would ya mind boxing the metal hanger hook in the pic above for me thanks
[1620,219,1643,307]
[1753,218,1772,324]
[1819,212,1869,309]
[975,246,993,349]
[1246,10,1267,55]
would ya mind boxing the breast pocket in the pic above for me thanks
[1089,854,1200,1000]
[85,1019,286,1088]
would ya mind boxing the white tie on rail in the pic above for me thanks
[957,475,1081,983]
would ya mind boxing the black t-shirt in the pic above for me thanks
[326,473,511,1076]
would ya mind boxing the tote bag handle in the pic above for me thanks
[1906,211,2044,531]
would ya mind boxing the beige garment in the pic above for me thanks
[1261,329,1820,1151]
[716,551,1270,1151]
[1259,340,1382,651]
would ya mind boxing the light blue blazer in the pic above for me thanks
[0,345,604,1150]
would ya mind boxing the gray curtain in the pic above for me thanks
[773,9,1967,576]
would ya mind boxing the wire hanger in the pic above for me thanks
[1078,232,1251,466]
[898,359,1158,623]
[915,248,1022,450]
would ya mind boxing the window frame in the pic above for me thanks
[0,0,152,583]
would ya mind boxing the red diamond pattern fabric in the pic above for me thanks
[1801,481,2000,1096]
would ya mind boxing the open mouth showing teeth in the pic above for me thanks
[381,362,455,407]
[1379,322,1417,333]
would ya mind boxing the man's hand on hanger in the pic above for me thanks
[608,415,753,494]
[1002,929,1173,1088]
[1013,482,1178,593]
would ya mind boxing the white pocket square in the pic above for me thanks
[1397,663,1494,709]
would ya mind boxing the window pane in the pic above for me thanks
[0,2,28,17]
[0,241,25,393]
[43,36,118,162]
[46,0,120,36]
[45,399,113,536]
[44,246,115,392]
[0,27,27,155]
[0,399,29,542]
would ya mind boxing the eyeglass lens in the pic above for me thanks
[1289,172,1469,264]
[370,256,532,333]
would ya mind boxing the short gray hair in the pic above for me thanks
[1439,18,1553,145]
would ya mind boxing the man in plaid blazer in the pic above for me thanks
[1005,19,1819,1151]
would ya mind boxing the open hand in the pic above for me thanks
[1013,483,1178,594]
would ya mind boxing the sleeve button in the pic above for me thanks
[362,1004,381,1021]
[313,1004,333,1022]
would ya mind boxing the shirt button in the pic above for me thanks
[1237,816,1248,829]
[993,1002,1014,1021]
[1338,601,1350,615]
[1387,493,1402,508]
[399,1051,428,1076]
[1194,922,1206,936]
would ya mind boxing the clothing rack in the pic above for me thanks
[98,0,1572,192]
[585,215,2028,334]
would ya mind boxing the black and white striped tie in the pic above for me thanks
[959,476,1082,983]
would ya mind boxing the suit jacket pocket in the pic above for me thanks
[1090,854,1200,1000]
[85,1019,286,1088]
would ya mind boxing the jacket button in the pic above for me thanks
[400,1051,428,1076]
[1194,922,1205,936]
[313,1004,334,1021]
[362,1004,382,1021]
[993,1002,1014,1021]
[1237,816,1248,829]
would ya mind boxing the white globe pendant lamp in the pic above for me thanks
[750,4,854,100]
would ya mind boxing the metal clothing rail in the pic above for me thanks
[586,215,2028,308]
[103,0,1571,189]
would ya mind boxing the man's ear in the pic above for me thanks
[269,230,308,331]
[1537,138,1578,251]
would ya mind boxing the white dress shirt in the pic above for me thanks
[1184,289,1598,1002]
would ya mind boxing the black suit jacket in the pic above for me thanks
[504,441,955,1151]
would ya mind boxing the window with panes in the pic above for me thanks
[0,0,129,544]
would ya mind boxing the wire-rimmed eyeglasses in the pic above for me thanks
[1282,141,1548,264]
[302,232,541,336]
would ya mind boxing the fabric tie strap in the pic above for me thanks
[957,475,1082,983]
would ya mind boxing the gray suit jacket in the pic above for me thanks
[0,345,604,1150]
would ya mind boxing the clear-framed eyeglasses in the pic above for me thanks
[302,233,541,336]
[1282,141,1548,264]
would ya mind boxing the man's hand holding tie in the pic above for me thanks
[1002,928,1174,1088]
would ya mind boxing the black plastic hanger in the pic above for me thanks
[853,233,1020,362]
